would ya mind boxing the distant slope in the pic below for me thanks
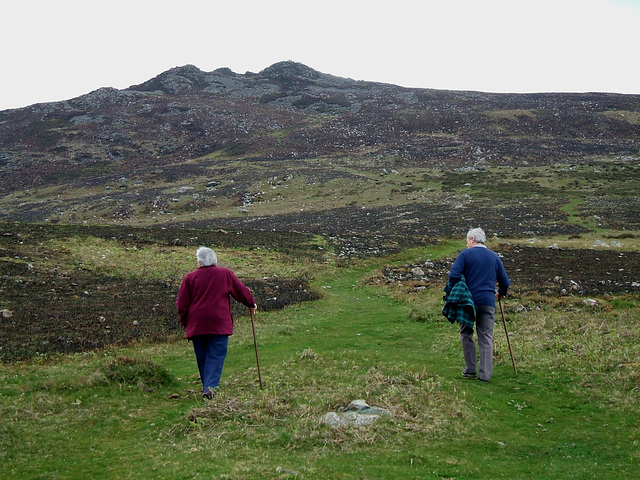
[1,61,639,236]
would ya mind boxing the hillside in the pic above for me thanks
[1,61,639,242]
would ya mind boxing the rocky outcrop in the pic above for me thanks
[1,61,639,227]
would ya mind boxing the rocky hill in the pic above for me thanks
[1,61,639,241]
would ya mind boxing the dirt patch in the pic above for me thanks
[0,223,321,361]
[0,267,320,361]
[378,245,640,296]
[503,244,640,295]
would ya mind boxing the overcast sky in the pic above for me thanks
[2,0,639,111]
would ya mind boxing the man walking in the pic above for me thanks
[446,228,510,383]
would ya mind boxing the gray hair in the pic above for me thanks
[467,227,486,244]
[196,247,217,266]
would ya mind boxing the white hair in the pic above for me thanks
[196,247,217,266]
[467,227,486,244]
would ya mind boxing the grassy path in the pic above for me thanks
[1,258,637,479]
[223,261,637,479]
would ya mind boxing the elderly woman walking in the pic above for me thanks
[177,247,257,399]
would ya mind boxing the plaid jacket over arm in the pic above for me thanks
[442,276,476,328]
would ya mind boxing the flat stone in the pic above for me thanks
[321,399,390,427]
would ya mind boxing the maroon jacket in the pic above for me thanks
[176,265,255,339]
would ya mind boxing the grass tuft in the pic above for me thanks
[100,355,175,390]
[178,356,469,458]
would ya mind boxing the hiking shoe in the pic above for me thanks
[202,389,217,400]
[462,370,477,378]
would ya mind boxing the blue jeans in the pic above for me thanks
[191,335,229,394]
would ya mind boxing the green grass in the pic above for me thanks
[1,244,638,479]
[41,235,321,283]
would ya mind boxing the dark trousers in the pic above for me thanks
[191,335,229,394]
[460,305,496,382]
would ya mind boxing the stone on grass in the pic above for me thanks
[321,399,390,427]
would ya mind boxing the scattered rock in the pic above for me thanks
[275,467,300,476]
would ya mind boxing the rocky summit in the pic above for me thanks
[0,61,639,238]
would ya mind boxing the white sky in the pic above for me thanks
[1,0,639,111]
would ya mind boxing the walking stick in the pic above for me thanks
[249,308,263,390]
[498,296,517,375]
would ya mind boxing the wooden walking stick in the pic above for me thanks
[498,296,517,375]
[249,308,263,390]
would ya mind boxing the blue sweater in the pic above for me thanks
[447,245,510,307]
